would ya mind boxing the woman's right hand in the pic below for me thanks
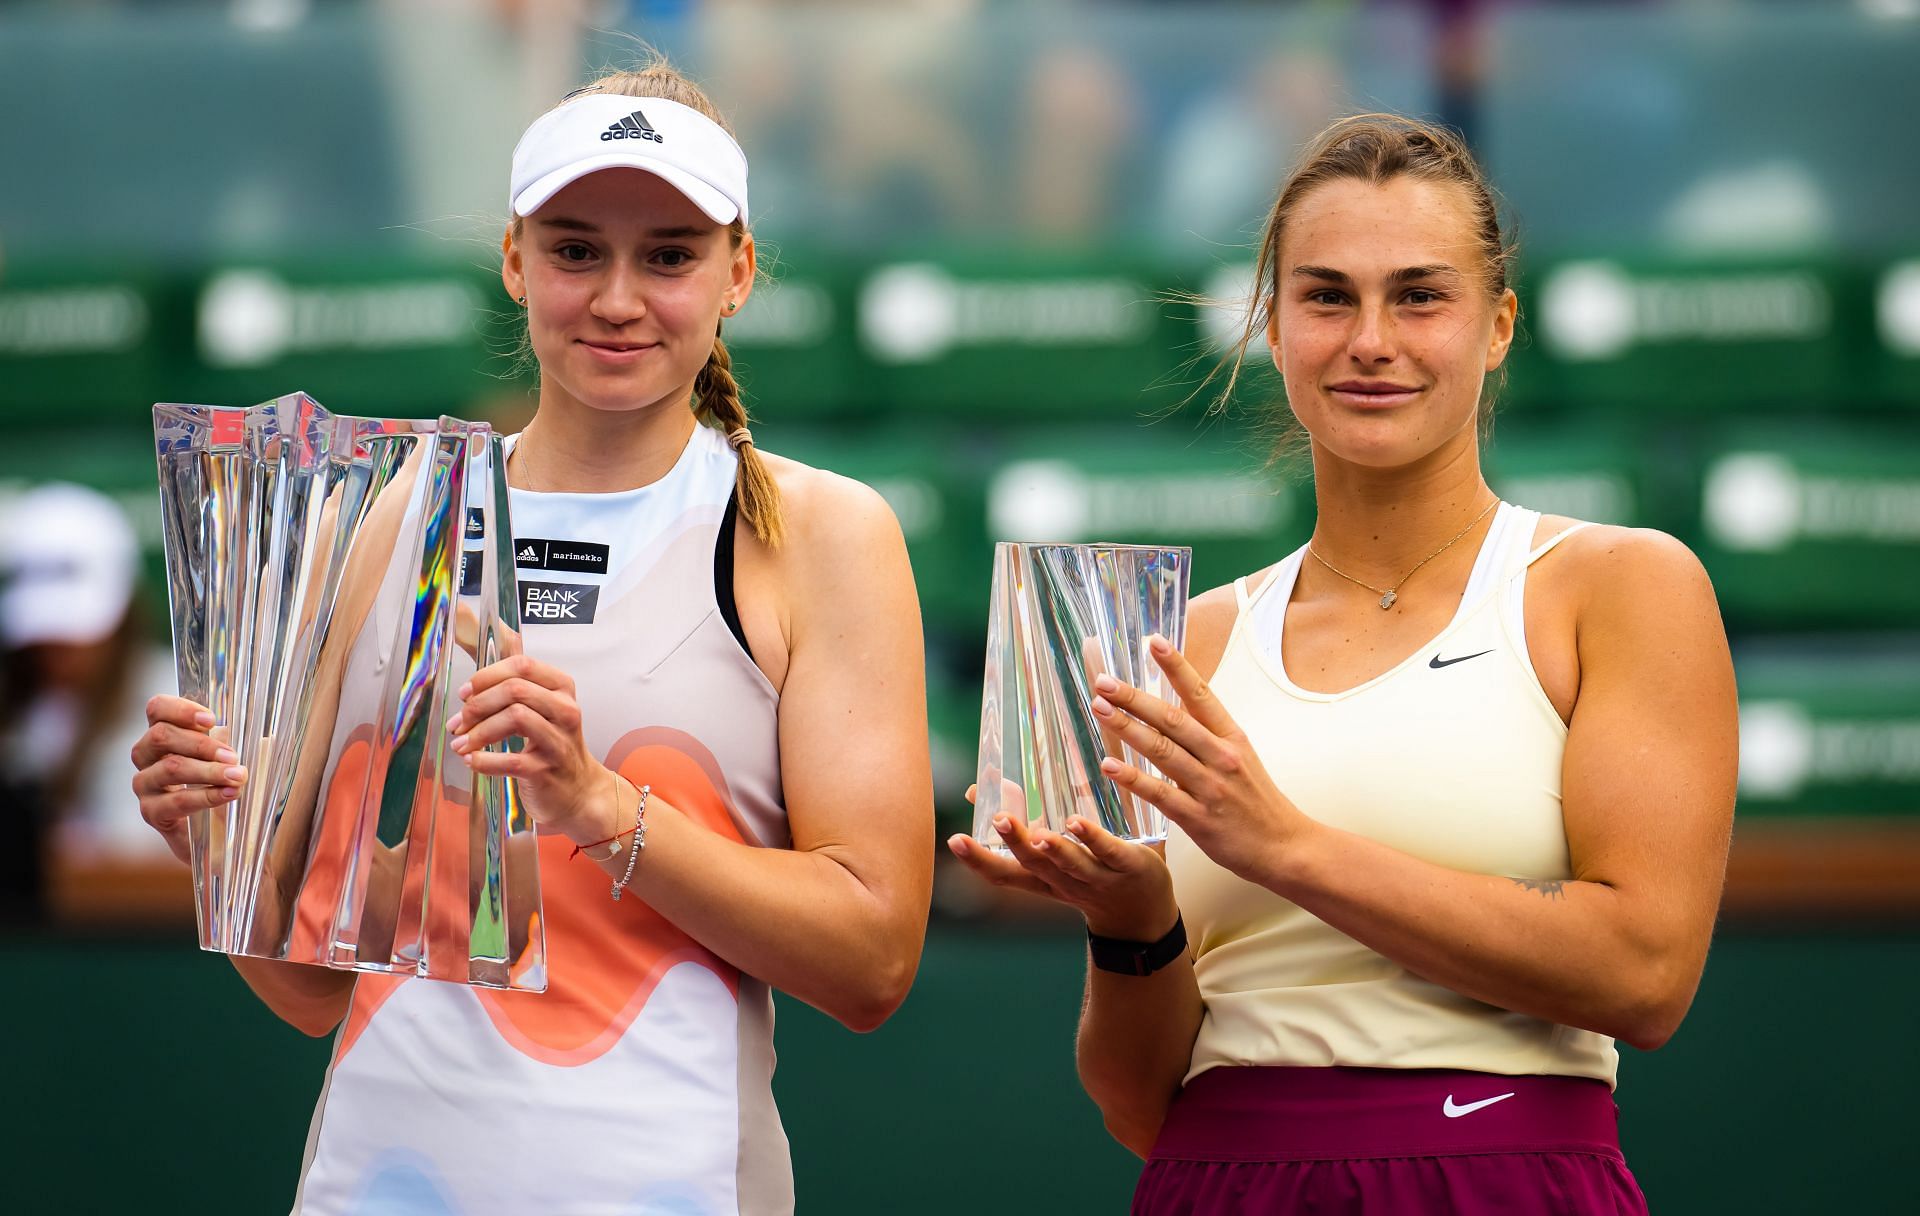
[946,784,1179,942]
[130,694,247,865]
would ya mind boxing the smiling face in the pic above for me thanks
[502,168,754,417]
[1266,175,1516,472]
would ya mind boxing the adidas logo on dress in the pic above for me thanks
[601,111,663,144]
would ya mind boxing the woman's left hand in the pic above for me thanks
[1091,635,1313,884]
[447,653,606,840]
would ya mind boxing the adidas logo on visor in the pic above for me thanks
[601,110,663,144]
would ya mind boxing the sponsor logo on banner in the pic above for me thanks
[0,285,148,356]
[520,581,599,624]
[465,508,485,540]
[514,538,611,573]
[859,262,1154,364]
[196,269,483,369]
[1537,261,1831,361]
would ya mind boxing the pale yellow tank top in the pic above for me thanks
[1168,504,1620,1087]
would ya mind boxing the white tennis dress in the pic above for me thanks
[293,423,794,1215]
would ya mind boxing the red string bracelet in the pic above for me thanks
[569,771,634,860]
[568,824,637,861]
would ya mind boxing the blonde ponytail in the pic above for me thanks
[695,332,784,546]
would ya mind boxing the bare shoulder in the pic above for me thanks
[1538,523,1725,673]
[1545,521,1717,608]
[758,449,906,557]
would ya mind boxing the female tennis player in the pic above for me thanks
[950,114,1736,1213]
[132,58,933,1215]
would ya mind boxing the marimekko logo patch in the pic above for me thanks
[514,538,610,574]
[520,581,599,624]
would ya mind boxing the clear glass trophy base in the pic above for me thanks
[973,542,1191,851]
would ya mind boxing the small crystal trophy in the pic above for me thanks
[153,391,545,991]
[973,543,1191,849]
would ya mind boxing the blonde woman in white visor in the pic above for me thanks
[130,58,934,1215]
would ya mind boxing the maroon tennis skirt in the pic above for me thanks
[1133,1066,1648,1215]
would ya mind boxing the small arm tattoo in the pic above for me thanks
[1511,877,1566,900]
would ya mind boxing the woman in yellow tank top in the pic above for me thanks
[951,115,1737,1214]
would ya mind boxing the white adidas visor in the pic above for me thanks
[509,94,749,226]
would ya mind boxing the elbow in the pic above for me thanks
[1102,1112,1163,1160]
[831,953,920,1035]
[1604,966,1698,1053]
[289,1008,346,1039]
[1615,1001,1688,1053]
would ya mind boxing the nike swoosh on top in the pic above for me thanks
[1443,1092,1516,1118]
[1429,649,1494,670]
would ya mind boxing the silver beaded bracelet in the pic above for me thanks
[611,783,650,901]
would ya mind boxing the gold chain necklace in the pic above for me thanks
[1307,497,1500,610]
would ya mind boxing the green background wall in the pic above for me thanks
[2,924,1911,1213]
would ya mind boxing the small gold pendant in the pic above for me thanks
[1379,590,1397,610]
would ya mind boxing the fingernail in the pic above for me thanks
[457,682,473,700]
[1150,635,1171,655]
[451,734,469,753]
[223,766,246,784]
[195,711,217,727]
[1091,696,1113,716]
[218,787,240,801]
[1034,838,1051,852]
[214,748,238,765]
[992,814,1011,833]
[445,714,462,734]
[947,835,967,854]
[1100,757,1122,774]
[1093,674,1118,693]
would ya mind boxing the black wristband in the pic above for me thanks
[1086,913,1188,977]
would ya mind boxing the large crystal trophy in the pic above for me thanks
[973,543,1191,849]
[153,391,545,991]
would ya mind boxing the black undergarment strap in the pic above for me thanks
[714,490,753,662]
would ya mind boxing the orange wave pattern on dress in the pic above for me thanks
[334,732,750,1066]
[286,728,376,966]
[470,735,745,1066]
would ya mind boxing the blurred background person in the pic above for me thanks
[0,484,159,923]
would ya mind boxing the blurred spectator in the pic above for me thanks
[1154,45,1349,248]
[701,0,993,241]
[1017,42,1141,242]
[0,485,163,923]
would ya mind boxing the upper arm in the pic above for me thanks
[1185,574,1260,682]
[1558,528,1737,958]
[773,470,934,911]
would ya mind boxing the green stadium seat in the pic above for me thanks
[1734,644,1920,818]
[755,421,991,634]
[183,259,507,419]
[983,421,1310,606]
[1506,257,1854,413]
[0,266,176,420]
[724,257,864,420]
[1684,421,1920,629]
[850,251,1188,417]
[1484,419,1661,531]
